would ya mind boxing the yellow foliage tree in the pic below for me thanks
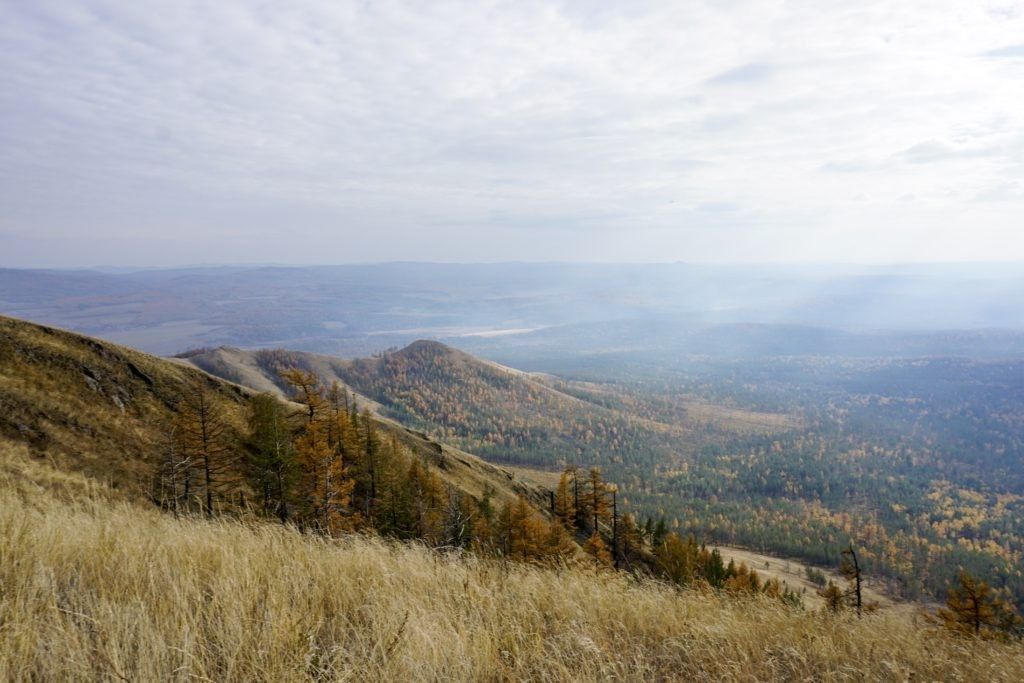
[935,570,1022,637]
[585,530,612,567]
[554,469,576,530]
[175,380,236,518]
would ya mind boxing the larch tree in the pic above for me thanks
[361,407,380,513]
[820,580,845,613]
[653,532,696,585]
[175,380,235,518]
[936,570,1022,637]
[280,368,324,425]
[587,467,609,533]
[247,393,295,523]
[154,421,189,517]
[554,468,576,530]
[406,458,447,544]
[840,543,864,616]
[616,512,642,569]
[284,368,356,534]
[584,530,612,567]
[502,496,542,561]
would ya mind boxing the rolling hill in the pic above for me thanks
[0,314,548,510]
[181,339,796,471]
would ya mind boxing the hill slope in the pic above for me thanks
[0,314,546,509]
[182,340,795,471]
[3,444,1023,681]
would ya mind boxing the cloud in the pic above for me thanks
[819,160,888,174]
[0,0,1023,267]
[706,62,776,86]
[983,43,1024,57]
[898,140,998,164]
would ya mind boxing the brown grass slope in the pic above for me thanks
[3,442,1023,682]
[0,314,250,495]
[0,314,546,509]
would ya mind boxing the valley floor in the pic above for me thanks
[3,443,1023,682]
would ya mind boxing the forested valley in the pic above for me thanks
[185,341,1024,611]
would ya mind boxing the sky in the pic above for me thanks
[1,0,1023,267]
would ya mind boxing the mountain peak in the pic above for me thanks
[395,339,457,357]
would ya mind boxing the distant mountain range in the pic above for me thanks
[3,263,1023,358]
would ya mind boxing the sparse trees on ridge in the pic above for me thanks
[175,367,575,564]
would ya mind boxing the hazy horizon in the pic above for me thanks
[3,1,1023,267]
[5,258,1024,273]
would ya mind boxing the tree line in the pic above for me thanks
[151,369,1023,637]
[153,370,573,557]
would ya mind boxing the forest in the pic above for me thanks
[161,361,1024,637]
[222,342,1024,609]
[161,366,816,608]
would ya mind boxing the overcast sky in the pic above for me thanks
[2,1,1023,267]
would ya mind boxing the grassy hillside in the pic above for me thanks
[3,442,1022,681]
[0,314,547,510]
[0,314,250,494]
[183,340,794,471]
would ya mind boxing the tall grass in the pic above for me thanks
[2,446,1023,681]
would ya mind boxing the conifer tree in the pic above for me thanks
[936,570,1022,637]
[443,491,475,548]
[820,580,845,613]
[406,458,447,543]
[247,393,295,522]
[587,467,609,532]
[284,368,356,534]
[470,486,498,553]
[361,408,380,511]
[652,517,668,547]
[585,530,612,566]
[280,368,324,424]
[504,496,543,561]
[617,513,642,569]
[699,545,728,588]
[175,380,235,518]
[840,544,864,616]
[154,421,189,516]
[293,412,355,533]
[610,484,619,568]
[654,532,697,585]
[554,469,576,530]
[724,562,761,593]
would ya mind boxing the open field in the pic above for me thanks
[3,442,1022,682]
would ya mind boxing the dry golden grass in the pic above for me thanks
[3,444,1023,682]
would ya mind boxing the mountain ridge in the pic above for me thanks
[180,340,797,473]
[0,314,548,510]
